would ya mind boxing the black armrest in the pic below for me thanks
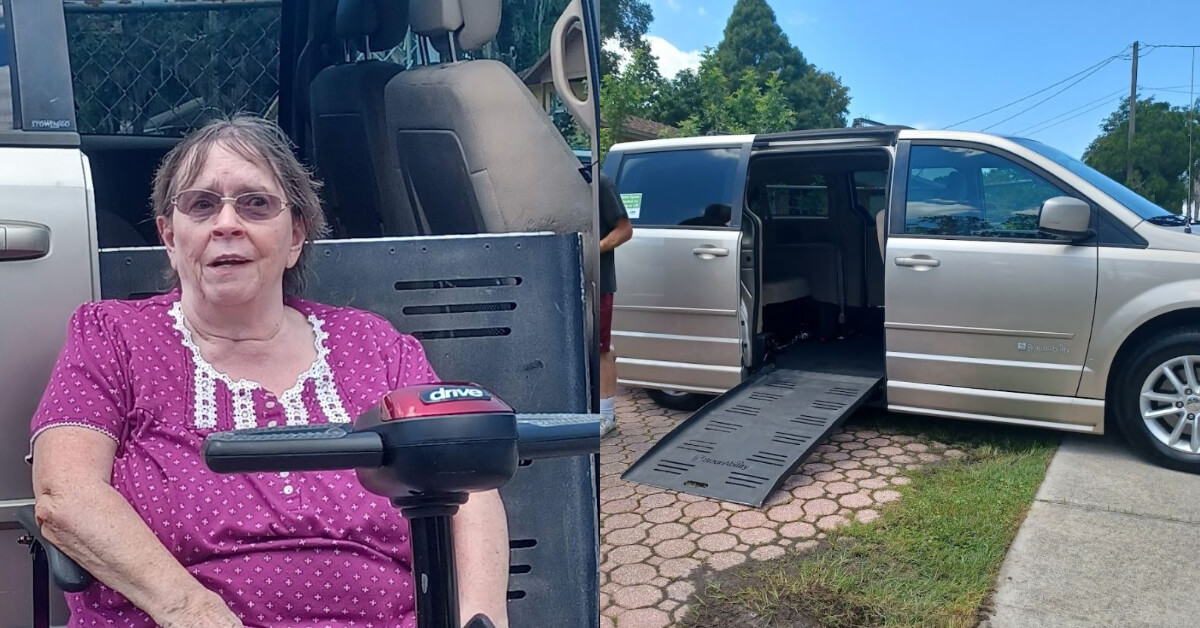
[16,505,95,593]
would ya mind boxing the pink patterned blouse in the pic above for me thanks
[28,291,440,628]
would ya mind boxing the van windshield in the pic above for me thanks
[1011,137,1175,221]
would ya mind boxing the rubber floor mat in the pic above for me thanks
[622,367,882,507]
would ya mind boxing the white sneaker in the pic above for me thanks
[600,415,617,438]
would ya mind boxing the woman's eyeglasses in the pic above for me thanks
[171,189,289,221]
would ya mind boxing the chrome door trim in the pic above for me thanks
[885,322,1075,340]
[614,304,737,316]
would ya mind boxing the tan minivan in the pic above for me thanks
[603,126,1200,475]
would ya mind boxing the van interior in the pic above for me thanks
[622,147,895,506]
[746,149,890,378]
[80,0,592,251]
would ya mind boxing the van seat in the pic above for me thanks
[762,276,810,306]
[97,210,150,248]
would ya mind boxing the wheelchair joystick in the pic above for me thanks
[201,383,599,628]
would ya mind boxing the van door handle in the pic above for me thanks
[0,221,51,261]
[895,256,940,268]
[693,246,730,258]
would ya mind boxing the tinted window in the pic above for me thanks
[63,1,281,136]
[904,145,1071,240]
[0,7,11,130]
[1012,137,1174,221]
[616,148,741,227]
[853,170,887,217]
[764,174,829,219]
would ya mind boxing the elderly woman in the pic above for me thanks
[27,115,510,628]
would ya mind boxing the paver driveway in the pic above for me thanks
[599,388,964,628]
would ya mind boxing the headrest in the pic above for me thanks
[409,0,501,54]
[335,0,409,52]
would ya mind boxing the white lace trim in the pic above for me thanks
[169,301,350,429]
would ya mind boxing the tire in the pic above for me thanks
[1113,328,1200,474]
[646,389,711,412]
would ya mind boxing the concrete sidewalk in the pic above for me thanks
[982,434,1200,628]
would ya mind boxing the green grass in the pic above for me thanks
[678,411,1059,628]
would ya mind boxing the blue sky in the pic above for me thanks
[624,0,1200,158]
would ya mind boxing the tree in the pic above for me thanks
[493,0,572,71]
[598,0,653,76]
[650,67,703,128]
[1083,96,1200,214]
[711,0,849,129]
[598,45,663,156]
[669,49,797,137]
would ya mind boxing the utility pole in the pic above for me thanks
[1127,41,1139,183]
[1189,48,1196,220]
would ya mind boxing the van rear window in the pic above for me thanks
[615,147,741,227]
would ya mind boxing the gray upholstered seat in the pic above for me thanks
[384,0,592,235]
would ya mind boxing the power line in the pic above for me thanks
[1023,96,1124,137]
[1143,86,1200,96]
[980,55,1123,131]
[943,45,1131,130]
[1010,87,1127,135]
[1019,88,1199,141]
[1142,43,1200,49]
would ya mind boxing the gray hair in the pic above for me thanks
[150,113,329,296]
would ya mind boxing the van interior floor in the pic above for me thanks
[622,334,884,507]
[770,332,885,378]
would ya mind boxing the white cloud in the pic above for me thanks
[698,6,708,16]
[646,36,703,78]
[604,35,703,79]
[666,0,682,9]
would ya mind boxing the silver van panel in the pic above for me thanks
[0,147,94,623]
[884,236,1097,398]
[617,358,741,395]
[612,225,744,394]
[1078,242,1200,399]
[887,380,1105,430]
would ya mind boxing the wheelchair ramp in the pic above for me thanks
[622,366,882,507]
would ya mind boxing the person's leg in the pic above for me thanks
[600,350,617,398]
[597,293,617,436]
[600,350,617,433]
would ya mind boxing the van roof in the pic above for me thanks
[609,133,755,153]
[609,126,1037,154]
[608,126,914,153]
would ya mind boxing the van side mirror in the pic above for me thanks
[1039,196,1092,241]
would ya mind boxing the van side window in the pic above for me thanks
[63,1,281,136]
[762,174,829,219]
[853,170,887,217]
[0,6,11,130]
[616,148,741,227]
[904,145,1070,240]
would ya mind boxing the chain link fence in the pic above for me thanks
[59,0,580,146]
[63,0,282,136]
